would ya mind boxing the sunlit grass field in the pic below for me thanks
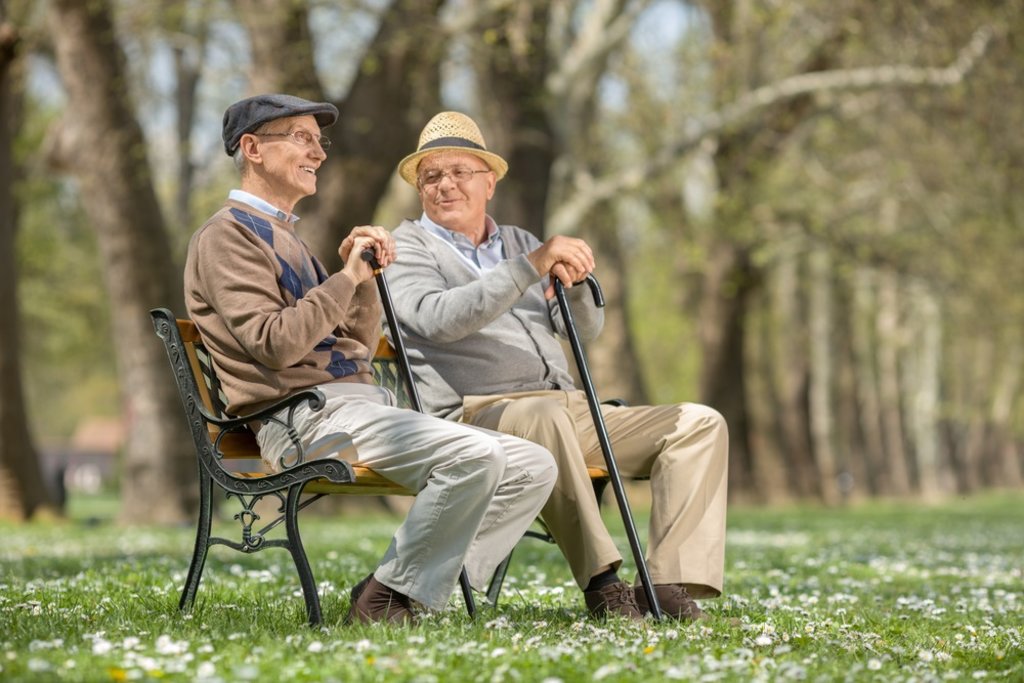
[2,492,1021,681]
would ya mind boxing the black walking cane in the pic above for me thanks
[361,249,478,617]
[555,275,663,620]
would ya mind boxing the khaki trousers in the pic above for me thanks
[462,390,728,598]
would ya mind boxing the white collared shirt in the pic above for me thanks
[228,189,299,223]
[418,212,505,274]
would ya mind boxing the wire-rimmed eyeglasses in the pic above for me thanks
[254,130,332,150]
[418,167,490,188]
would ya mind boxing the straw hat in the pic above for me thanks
[398,111,508,186]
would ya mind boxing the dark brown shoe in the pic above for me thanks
[635,584,704,621]
[346,574,415,625]
[584,581,644,620]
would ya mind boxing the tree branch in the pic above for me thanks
[545,0,644,98]
[440,0,521,36]
[548,25,994,234]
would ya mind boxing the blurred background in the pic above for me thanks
[1,0,1021,525]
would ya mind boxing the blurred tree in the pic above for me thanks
[46,0,195,524]
[0,0,56,521]
[163,0,212,233]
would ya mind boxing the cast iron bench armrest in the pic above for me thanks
[203,388,330,471]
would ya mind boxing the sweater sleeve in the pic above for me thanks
[337,276,384,353]
[388,225,543,344]
[190,222,360,369]
[500,225,605,342]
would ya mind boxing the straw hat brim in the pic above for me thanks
[398,146,508,187]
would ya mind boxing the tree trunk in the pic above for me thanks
[48,0,195,525]
[0,13,56,521]
[875,268,911,495]
[474,2,555,240]
[807,248,839,504]
[961,334,995,492]
[698,241,756,499]
[988,340,1023,487]
[583,215,648,405]
[850,267,887,495]
[166,0,210,233]
[745,286,789,504]
[873,197,911,494]
[769,236,817,498]
[906,281,944,498]
[833,290,869,503]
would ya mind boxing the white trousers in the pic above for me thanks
[256,383,556,611]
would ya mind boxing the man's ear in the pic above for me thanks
[239,133,263,165]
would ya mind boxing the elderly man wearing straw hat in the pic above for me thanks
[184,95,557,624]
[386,111,729,622]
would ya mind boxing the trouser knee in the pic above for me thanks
[441,431,508,492]
[500,397,576,444]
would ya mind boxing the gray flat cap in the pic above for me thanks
[222,93,339,156]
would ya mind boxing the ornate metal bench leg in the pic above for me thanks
[180,472,214,612]
[284,484,323,626]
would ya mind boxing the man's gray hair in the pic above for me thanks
[233,147,247,174]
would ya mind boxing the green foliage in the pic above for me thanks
[15,98,119,439]
[1,494,1020,681]
[630,234,702,405]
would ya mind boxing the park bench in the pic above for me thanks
[156,256,671,626]
[152,307,610,625]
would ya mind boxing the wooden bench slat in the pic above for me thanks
[232,466,416,496]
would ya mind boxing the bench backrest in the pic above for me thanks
[173,319,258,460]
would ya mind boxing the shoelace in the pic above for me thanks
[604,582,639,608]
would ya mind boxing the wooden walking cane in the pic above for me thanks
[361,249,478,617]
[555,276,663,620]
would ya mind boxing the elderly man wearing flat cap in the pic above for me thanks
[385,111,730,622]
[183,94,556,624]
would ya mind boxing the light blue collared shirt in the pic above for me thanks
[229,189,299,223]
[419,212,505,274]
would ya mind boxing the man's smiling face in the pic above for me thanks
[243,114,328,212]
[416,150,496,241]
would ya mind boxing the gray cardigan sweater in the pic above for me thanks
[387,219,604,419]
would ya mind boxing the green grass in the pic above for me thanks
[2,492,1022,682]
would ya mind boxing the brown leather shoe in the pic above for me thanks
[346,574,415,625]
[635,584,705,621]
[584,581,644,620]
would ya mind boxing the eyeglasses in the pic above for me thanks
[254,130,332,150]
[418,167,490,188]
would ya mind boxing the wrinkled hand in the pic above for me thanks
[339,225,396,284]
[542,263,574,300]
[527,235,595,299]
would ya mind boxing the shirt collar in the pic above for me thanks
[418,213,504,273]
[229,189,299,223]
[418,212,499,247]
